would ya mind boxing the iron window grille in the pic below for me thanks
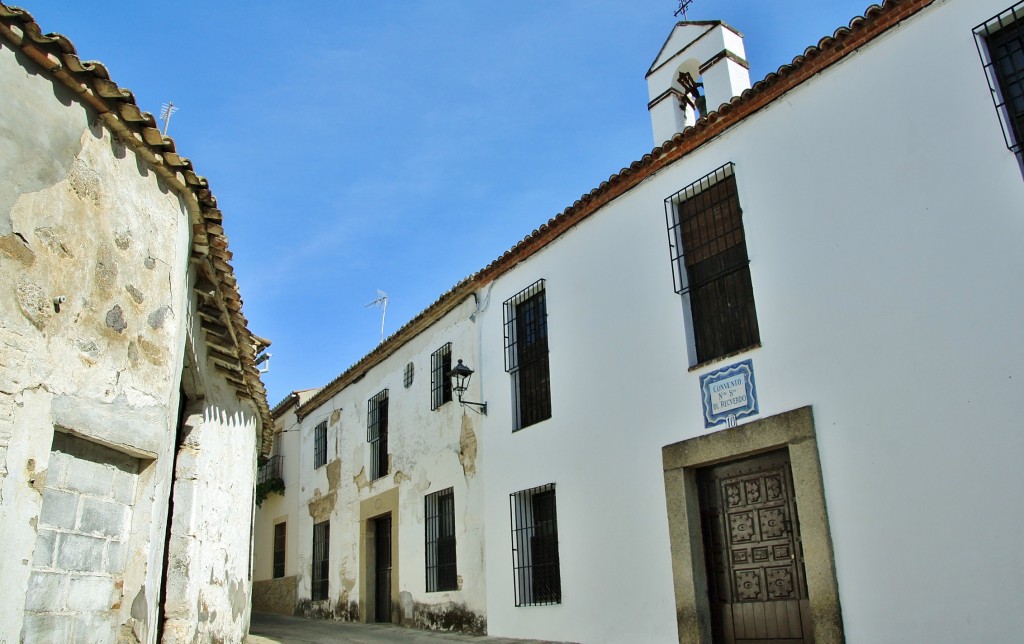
[430,343,453,410]
[313,421,327,469]
[273,522,286,579]
[367,389,389,480]
[503,280,552,431]
[312,520,329,601]
[257,455,284,484]
[975,3,1024,159]
[665,163,760,364]
[404,361,415,388]
[510,483,561,606]
[425,488,457,592]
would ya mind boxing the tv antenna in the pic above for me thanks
[365,289,389,344]
[675,0,693,18]
[159,102,178,136]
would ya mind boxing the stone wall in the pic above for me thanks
[23,432,141,641]
[252,576,298,615]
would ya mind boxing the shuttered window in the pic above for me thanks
[313,421,327,469]
[503,281,552,430]
[367,390,389,480]
[425,488,457,592]
[430,343,453,410]
[510,483,561,606]
[311,520,329,601]
[666,163,760,364]
[272,522,286,579]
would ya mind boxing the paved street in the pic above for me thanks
[247,612,574,644]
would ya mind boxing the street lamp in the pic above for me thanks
[449,359,487,415]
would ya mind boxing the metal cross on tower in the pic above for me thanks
[675,0,693,19]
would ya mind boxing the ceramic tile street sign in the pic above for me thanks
[700,358,758,428]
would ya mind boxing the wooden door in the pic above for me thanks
[698,450,813,643]
[374,516,392,623]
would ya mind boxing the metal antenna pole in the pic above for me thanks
[159,102,178,136]
[365,290,389,344]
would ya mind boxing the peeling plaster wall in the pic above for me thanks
[290,297,487,631]
[0,39,259,644]
[161,363,258,643]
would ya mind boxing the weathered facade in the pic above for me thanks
[257,0,1024,642]
[274,296,487,631]
[0,4,271,642]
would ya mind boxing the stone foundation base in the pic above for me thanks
[252,576,297,615]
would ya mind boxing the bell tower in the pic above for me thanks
[646,21,751,146]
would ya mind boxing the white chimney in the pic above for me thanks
[646,21,751,146]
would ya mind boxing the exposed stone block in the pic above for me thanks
[147,304,173,330]
[57,533,106,573]
[65,575,116,612]
[39,487,79,529]
[65,456,115,499]
[111,468,138,504]
[15,280,52,330]
[34,226,73,258]
[79,497,128,538]
[51,396,165,459]
[95,244,118,296]
[22,611,74,642]
[32,527,58,568]
[106,540,126,574]
[47,450,70,489]
[71,612,118,641]
[105,304,127,334]
[24,571,68,612]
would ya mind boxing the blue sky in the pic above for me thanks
[26,1,870,406]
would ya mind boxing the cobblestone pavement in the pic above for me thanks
[247,612,575,644]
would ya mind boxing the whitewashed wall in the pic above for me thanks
[294,296,488,629]
[479,0,1024,642]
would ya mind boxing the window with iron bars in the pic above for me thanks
[404,361,415,388]
[430,343,453,410]
[503,280,551,431]
[425,488,457,592]
[273,522,286,579]
[367,389,389,480]
[313,420,327,469]
[311,520,329,601]
[510,483,561,606]
[257,455,284,484]
[976,2,1024,162]
[665,163,760,364]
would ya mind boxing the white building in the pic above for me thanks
[0,4,272,642]
[257,0,1024,642]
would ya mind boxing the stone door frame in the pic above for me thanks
[661,406,845,643]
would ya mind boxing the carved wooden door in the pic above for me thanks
[698,450,813,643]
